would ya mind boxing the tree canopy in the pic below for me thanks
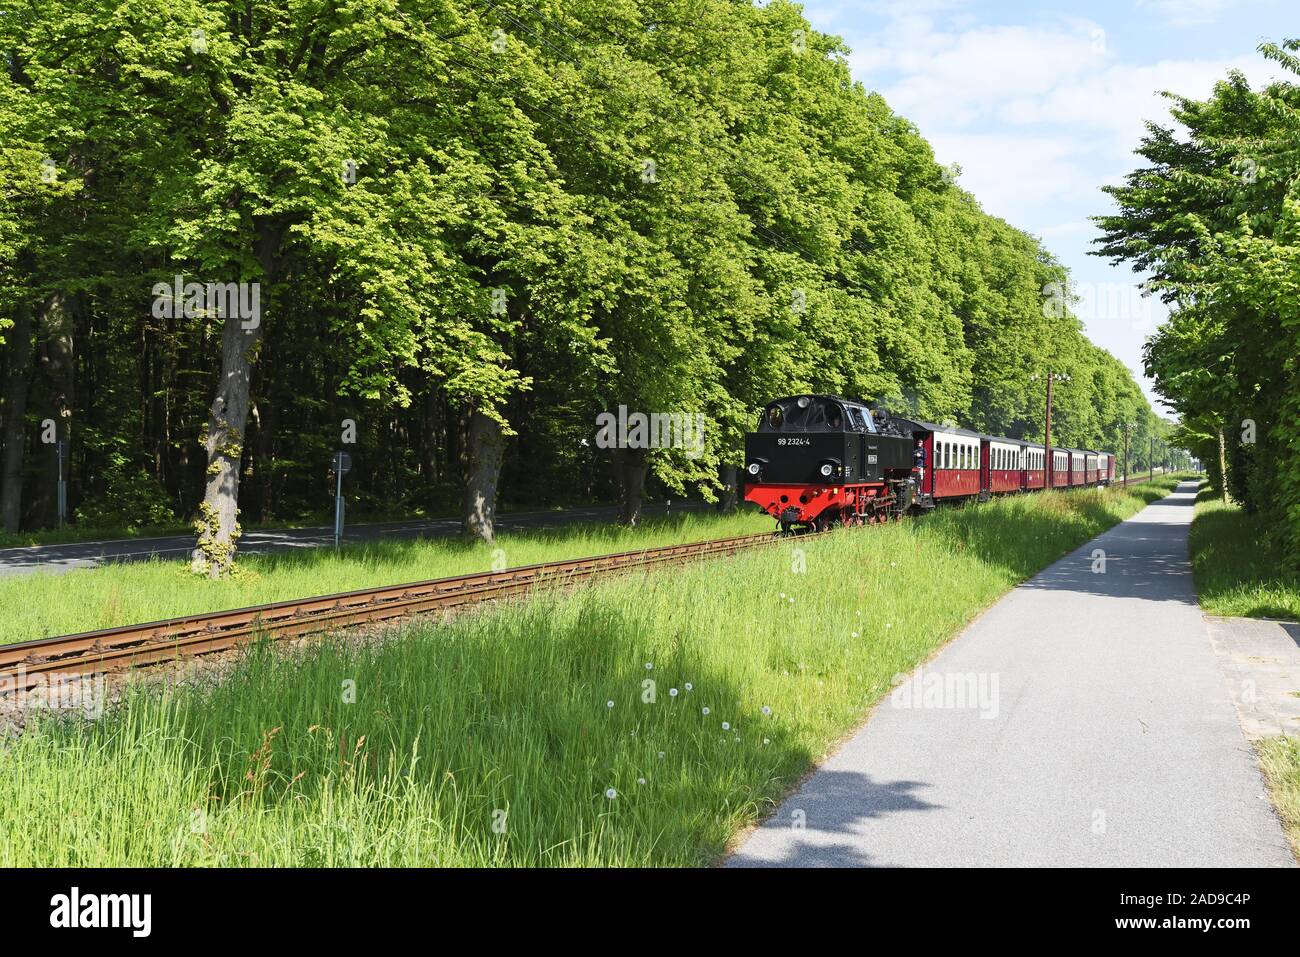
[1095,38,1300,558]
[1,0,1161,565]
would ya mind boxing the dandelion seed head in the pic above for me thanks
[605,788,617,799]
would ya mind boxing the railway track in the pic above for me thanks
[0,532,777,695]
[0,473,1176,696]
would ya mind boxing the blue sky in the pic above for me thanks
[797,0,1290,410]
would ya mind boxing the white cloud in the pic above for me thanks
[815,2,1282,406]
[924,131,1093,223]
[843,14,1275,222]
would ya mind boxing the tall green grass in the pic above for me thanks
[0,510,768,643]
[1189,485,1300,621]
[0,479,1179,866]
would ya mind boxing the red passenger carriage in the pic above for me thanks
[984,438,1024,495]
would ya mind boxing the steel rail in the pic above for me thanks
[0,533,777,693]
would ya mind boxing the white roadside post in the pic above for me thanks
[333,450,352,548]
[56,439,68,528]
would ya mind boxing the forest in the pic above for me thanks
[0,0,1168,575]
[1097,38,1300,563]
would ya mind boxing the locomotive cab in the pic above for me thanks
[742,395,914,531]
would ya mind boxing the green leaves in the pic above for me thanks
[0,0,1161,532]
[1098,38,1300,554]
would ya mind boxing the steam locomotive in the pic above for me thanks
[742,395,1115,533]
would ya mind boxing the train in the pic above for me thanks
[742,394,1116,533]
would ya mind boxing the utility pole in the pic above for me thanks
[1032,369,1070,488]
[1123,422,1133,488]
[1149,434,1154,483]
[1045,374,1053,489]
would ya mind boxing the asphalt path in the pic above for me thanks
[729,481,1295,867]
[0,502,702,578]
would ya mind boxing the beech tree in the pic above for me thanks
[0,0,1165,559]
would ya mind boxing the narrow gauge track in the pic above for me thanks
[0,472,1172,695]
[0,533,777,694]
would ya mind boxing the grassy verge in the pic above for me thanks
[1187,484,1300,859]
[0,478,1180,866]
[1257,738,1300,858]
[0,499,640,550]
[0,509,767,644]
[1189,485,1300,620]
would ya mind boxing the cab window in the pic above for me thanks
[758,397,847,433]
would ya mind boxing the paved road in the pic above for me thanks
[0,502,702,578]
[730,482,1295,867]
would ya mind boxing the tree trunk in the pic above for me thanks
[462,406,505,543]
[717,463,738,512]
[613,446,649,526]
[1217,426,1228,504]
[191,224,282,577]
[38,293,74,525]
[1,301,35,533]
[190,309,261,577]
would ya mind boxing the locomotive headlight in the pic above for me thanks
[746,462,761,476]
[819,463,834,478]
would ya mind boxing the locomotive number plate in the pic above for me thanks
[777,437,811,446]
